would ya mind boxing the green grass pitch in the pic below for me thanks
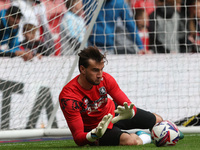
[1,134,200,150]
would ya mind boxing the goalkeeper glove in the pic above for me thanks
[86,113,113,142]
[111,102,135,124]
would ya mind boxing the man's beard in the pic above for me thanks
[86,76,101,85]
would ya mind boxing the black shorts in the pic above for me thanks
[98,108,156,146]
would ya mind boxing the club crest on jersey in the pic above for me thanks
[99,87,107,95]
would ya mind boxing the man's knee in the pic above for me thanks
[119,133,142,145]
[153,113,163,124]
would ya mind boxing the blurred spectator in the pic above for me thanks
[44,0,67,56]
[177,0,193,19]
[0,0,10,10]
[175,0,182,13]
[12,0,55,56]
[148,0,187,53]
[132,0,155,16]
[114,19,138,54]
[0,5,34,61]
[83,0,146,54]
[60,0,86,55]
[20,23,53,58]
[187,0,200,52]
[135,8,150,51]
[125,0,132,6]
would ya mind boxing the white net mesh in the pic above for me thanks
[0,0,99,130]
[0,0,200,135]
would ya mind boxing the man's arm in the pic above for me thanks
[59,98,113,146]
[0,51,16,57]
[105,73,137,114]
[106,74,137,123]
[109,86,137,115]
[59,98,88,146]
[120,2,144,51]
[0,45,34,61]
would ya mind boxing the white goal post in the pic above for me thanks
[0,0,200,140]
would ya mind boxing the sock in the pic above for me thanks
[138,134,152,145]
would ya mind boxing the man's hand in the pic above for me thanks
[15,50,34,61]
[138,49,153,54]
[111,102,135,124]
[86,113,113,142]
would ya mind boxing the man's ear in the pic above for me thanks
[80,65,86,74]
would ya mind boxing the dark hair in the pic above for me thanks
[78,46,107,70]
[33,0,41,4]
[66,0,78,9]
[6,6,23,19]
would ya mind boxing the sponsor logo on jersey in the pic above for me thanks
[81,95,107,114]
[99,86,107,95]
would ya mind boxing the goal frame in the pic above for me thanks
[0,0,104,139]
[1,127,200,139]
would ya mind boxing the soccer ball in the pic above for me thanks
[151,120,180,147]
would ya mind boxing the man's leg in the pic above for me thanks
[119,132,143,145]
[115,108,158,130]
[114,108,163,145]
[98,126,143,146]
[100,108,163,146]
[98,125,152,146]
[153,113,163,124]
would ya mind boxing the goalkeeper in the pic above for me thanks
[59,46,163,146]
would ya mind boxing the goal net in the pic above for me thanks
[0,0,200,139]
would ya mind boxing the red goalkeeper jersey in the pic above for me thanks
[59,72,137,146]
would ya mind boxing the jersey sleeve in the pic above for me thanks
[105,73,137,113]
[59,98,91,146]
